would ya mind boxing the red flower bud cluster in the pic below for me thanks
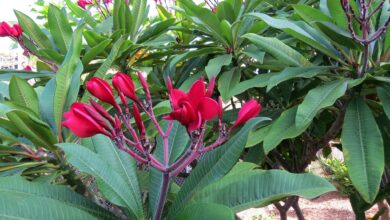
[62,72,146,138]
[77,0,93,9]
[0,22,23,39]
[77,0,112,9]
[63,71,261,139]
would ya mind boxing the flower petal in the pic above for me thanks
[188,79,206,107]
[198,97,218,120]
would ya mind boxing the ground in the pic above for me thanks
[237,191,376,219]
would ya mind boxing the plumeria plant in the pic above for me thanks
[62,71,261,219]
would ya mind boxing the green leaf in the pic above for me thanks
[220,20,233,46]
[175,203,235,220]
[39,78,56,133]
[82,39,112,67]
[316,22,361,49]
[0,70,53,81]
[15,10,52,50]
[149,121,189,218]
[81,135,144,218]
[192,170,335,211]
[93,37,126,78]
[341,97,384,203]
[178,0,228,46]
[6,110,57,150]
[53,26,83,132]
[9,75,39,115]
[64,0,97,27]
[243,33,312,67]
[59,143,143,219]
[267,66,333,92]
[218,68,241,102]
[242,45,265,63]
[229,73,273,97]
[327,0,348,29]
[263,107,309,153]
[246,13,341,61]
[377,86,390,119]
[48,4,72,54]
[167,117,269,219]
[296,80,348,129]
[205,54,233,79]
[0,176,116,219]
[293,4,333,24]
[131,0,147,40]
[138,19,175,43]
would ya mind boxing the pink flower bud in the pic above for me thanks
[137,71,151,100]
[112,72,138,102]
[218,97,223,121]
[230,99,261,131]
[62,103,112,138]
[24,65,32,71]
[0,22,23,38]
[132,103,145,136]
[86,77,120,112]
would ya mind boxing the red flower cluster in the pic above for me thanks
[0,22,23,39]
[62,72,261,138]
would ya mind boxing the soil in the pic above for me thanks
[237,190,382,220]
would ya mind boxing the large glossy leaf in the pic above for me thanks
[9,75,39,115]
[267,66,333,92]
[243,33,312,67]
[59,143,144,219]
[205,54,233,79]
[175,203,235,220]
[93,37,126,78]
[191,170,335,211]
[0,70,53,81]
[341,97,384,203]
[218,68,241,102]
[6,110,57,150]
[48,4,72,54]
[263,107,309,153]
[138,19,175,43]
[229,73,273,97]
[377,86,390,119]
[246,13,341,61]
[167,117,269,219]
[64,0,97,27]
[178,0,228,46]
[15,10,53,50]
[0,176,116,219]
[130,0,147,40]
[294,4,333,24]
[81,134,144,218]
[82,39,112,66]
[316,22,361,49]
[39,78,56,133]
[53,26,83,132]
[296,80,348,129]
[149,121,189,218]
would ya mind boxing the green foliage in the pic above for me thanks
[1,0,390,219]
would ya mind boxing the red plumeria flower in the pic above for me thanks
[62,102,112,138]
[77,0,93,9]
[164,77,219,132]
[24,65,32,71]
[230,99,261,131]
[86,77,121,112]
[0,22,23,38]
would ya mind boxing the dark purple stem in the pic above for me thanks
[154,172,170,220]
